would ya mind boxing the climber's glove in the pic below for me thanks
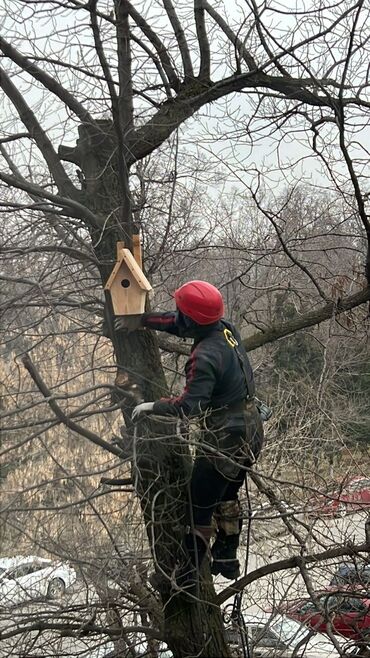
[114,315,144,333]
[132,402,155,422]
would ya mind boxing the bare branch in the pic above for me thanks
[126,0,180,91]
[250,186,330,301]
[0,66,77,198]
[163,0,194,79]
[203,0,257,71]
[194,0,211,81]
[0,245,98,265]
[0,170,101,228]
[21,353,126,458]
[130,32,172,99]
[0,132,30,144]
[244,286,370,352]
[0,35,95,126]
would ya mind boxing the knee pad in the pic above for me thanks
[213,500,242,536]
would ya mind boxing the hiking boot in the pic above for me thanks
[211,557,240,579]
[211,533,240,579]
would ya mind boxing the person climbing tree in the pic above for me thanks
[115,280,264,590]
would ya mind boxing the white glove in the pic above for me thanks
[132,402,155,422]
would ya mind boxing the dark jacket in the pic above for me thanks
[141,312,255,429]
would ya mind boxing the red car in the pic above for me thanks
[312,476,370,517]
[282,587,370,641]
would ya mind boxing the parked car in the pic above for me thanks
[281,587,370,641]
[312,477,370,517]
[226,611,345,657]
[249,500,297,519]
[330,563,370,587]
[0,555,76,605]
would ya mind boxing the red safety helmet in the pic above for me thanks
[174,280,224,325]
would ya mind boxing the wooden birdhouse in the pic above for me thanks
[105,238,152,316]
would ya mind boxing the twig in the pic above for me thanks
[22,354,125,458]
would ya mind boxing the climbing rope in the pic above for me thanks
[232,475,253,658]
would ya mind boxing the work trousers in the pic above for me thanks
[190,401,264,528]
[190,456,246,527]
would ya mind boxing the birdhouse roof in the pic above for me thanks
[104,248,152,292]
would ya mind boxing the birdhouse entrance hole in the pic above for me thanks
[121,278,131,288]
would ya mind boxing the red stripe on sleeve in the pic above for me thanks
[146,315,175,325]
[169,347,199,405]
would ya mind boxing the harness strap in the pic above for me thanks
[222,325,255,401]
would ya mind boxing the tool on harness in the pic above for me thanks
[222,327,254,401]
[255,398,273,422]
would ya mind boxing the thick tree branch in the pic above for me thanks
[115,0,135,247]
[194,0,210,81]
[0,621,160,642]
[0,66,77,198]
[115,0,135,140]
[126,0,180,91]
[157,336,190,356]
[0,170,101,228]
[154,287,370,355]
[243,286,370,352]
[0,132,30,144]
[217,540,369,605]
[0,36,95,127]
[163,0,194,80]
[89,0,134,246]
[129,72,342,164]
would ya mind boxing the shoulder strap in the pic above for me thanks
[221,325,255,400]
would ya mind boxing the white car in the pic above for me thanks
[226,611,346,657]
[0,555,76,605]
[250,500,297,519]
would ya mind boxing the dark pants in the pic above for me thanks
[190,401,264,527]
[183,404,263,574]
[190,456,246,527]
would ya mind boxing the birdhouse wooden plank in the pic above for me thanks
[105,246,152,316]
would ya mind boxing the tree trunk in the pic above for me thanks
[60,122,232,657]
